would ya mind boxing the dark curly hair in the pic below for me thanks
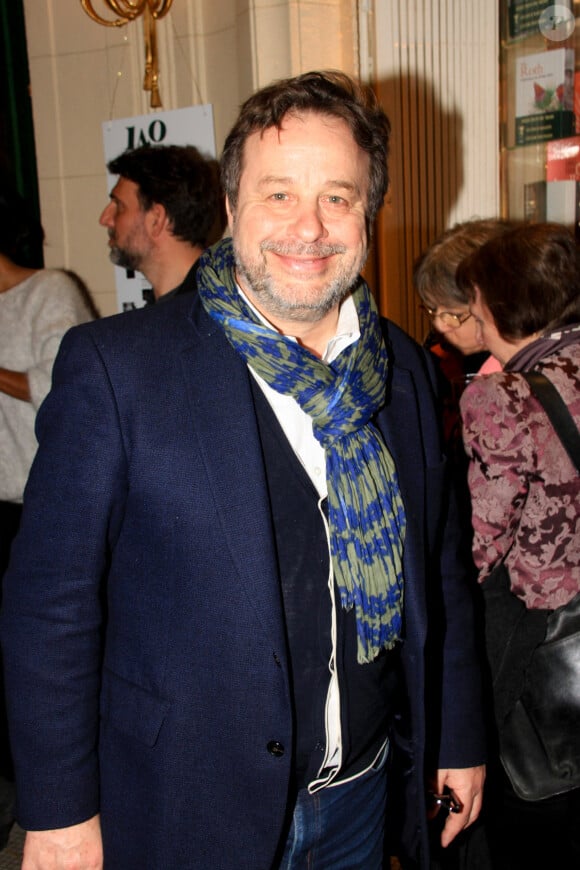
[220,70,391,229]
[107,144,220,247]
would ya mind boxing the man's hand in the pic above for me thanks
[22,814,103,870]
[433,765,485,848]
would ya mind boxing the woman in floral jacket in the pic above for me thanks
[457,222,580,870]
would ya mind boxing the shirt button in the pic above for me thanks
[314,466,322,476]
[267,741,285,757]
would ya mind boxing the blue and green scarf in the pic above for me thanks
[197,237,406,663]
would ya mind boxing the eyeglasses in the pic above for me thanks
[420,305,473,329]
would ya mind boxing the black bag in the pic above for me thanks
[499,588,580,801]
[485,371,580,802]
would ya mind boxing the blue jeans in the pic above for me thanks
[278,749,389,869]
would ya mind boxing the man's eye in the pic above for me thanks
[270,193,288,201]
[323,195,351,209]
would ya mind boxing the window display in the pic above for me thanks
[501,0,580,234]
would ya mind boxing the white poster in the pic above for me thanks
[102,105,216,310]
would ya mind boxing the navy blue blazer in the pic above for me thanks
[1,290,485,869]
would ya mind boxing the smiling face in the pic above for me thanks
[226,112,370,330]
[99,177,152,272]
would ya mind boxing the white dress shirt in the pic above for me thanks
[238,288,375,790]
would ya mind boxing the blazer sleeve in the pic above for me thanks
[434,461,487,769]
[382,321,486,771]
[0,324,128,830]
[414,339,486,769]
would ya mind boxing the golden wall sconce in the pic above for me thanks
[80,0,174,108]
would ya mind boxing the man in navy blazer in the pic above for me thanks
[1,71,485,869]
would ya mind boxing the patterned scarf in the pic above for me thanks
[505,323,580,372]
[197,237,406,663]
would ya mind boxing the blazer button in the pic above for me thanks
[267,740,285,757]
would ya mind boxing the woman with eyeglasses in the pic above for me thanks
[414,219,514,453]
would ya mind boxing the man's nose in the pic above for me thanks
[99,203,114,227]
[290,202,327,241]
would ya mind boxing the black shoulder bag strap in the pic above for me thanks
[522,371,580,474]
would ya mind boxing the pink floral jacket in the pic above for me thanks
[460,342,580,610]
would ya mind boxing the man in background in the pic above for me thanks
[1,71,485,869]
[99,143,221,302]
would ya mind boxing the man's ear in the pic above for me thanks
[225,196,235,231]
[147,202,170,239]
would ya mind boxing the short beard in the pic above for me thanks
[108,244,142,272]
[234,240,365,323]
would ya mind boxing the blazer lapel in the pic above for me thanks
[178,299,287,653]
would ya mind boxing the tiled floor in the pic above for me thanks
[0,824,24,869]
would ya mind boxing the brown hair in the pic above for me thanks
[456,222,580,338]
[220,70,391,228]
[413,218,515,307]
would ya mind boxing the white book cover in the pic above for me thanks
[546,180,578,225]
[516,48,574,116]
